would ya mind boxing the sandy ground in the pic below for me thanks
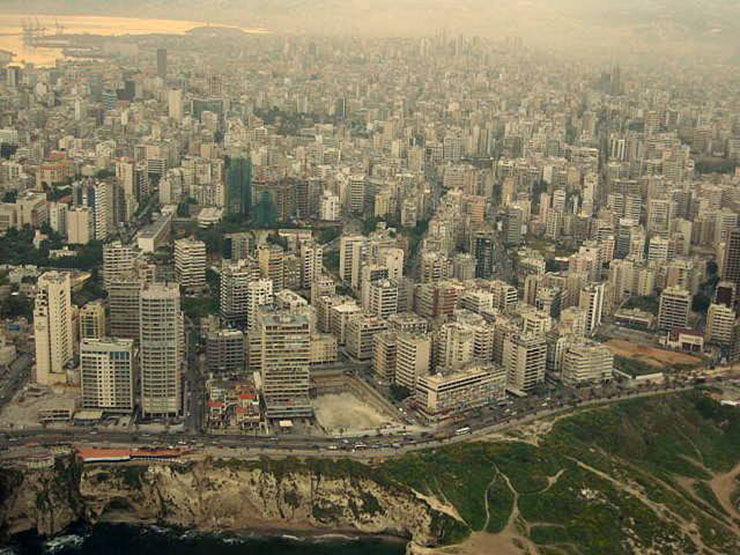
[709,461,740,524]
[313,392,395,433]
[0,385,79,430]
[605,339,702,369]
[410,531,532,554]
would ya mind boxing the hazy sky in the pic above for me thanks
[2,0,739,60]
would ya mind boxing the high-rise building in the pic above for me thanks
[34,272,74,385]
[258,244,285,291]
[75,181,113,241]
[66,206,94,245]
[310,275,336,306]
[206,329,245,373]
[395,333,431,390]
[102,242,137,288]
[453,253,476,281]
[420,251,452,283]
[339,235,365,288]
[299,241,323,290]
[80,338,135,413]
[503,206,522,246]
[723,228,740,292]
[168,89,183,120]
[246,279,274,331]
[373,331,398,382]
[658,286,691,331]
[346,314,388,360]
[715,281,736,308]
[471,228,495,279]
[108,277,143,340]
[79,300,106,340]
[257,308,312,419]
[348,174,365,214]
[579,283,605,335]
[369,279,398,319]
[139,283,183,418]
[319,191,340,221]
[436,322,475,370]
[706,303,735,346]
[225,156,252,217]
[219,260,260,328]
[223,232,252,261]
[503,333,546,393]
[388,312,429,334]
[156,48,167,79]
[174,237,207,292]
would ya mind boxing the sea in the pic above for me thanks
[1,523,406,555]
[0,13,266,67]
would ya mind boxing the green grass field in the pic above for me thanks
[379,390,740,553]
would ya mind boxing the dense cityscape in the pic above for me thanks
[0,11,738,554]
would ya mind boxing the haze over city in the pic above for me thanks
[0,1,738,555]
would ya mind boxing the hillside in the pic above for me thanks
[386,390,740,554]
[1,391,738,554]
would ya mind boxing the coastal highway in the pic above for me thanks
[1,373,734,460]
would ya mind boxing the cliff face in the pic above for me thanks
[0,457,460,546]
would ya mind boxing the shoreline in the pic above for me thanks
[27,517,411,548]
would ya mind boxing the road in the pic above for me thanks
[2,373,734,459]
[184,325,204,434]
[0,354,31,410]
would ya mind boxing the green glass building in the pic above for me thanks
[226,156,252,217]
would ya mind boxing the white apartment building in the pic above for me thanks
[79,300,106,340]
[415,364,507,422]
[706,303,735,346]
[562,340,614,386]
[503,333,546,393]
[395,333,431,390]
[658,286,691,331]
[346,314,388,361]
[174,237,207,292]
[369,279,398,319]
[319,190,340,221]
[140,283,183,417]
[34,272,74,385]
[80,338,135,412]
[257,308,312,419]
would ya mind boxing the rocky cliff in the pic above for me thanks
[0,457,463,547]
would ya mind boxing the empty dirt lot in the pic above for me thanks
[314,392,397,434]
[605,339,702,369]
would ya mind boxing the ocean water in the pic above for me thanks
[2,524,406,555]
[0,13,266,67]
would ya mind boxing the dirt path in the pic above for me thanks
[482,473,497,532]
[568,457,724,555]
[708,461,740,523]
[541,468,566,493]
[413,490,466,525]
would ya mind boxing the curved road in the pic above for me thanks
[1,372,734,461]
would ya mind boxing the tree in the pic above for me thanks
[390,384,411,402]
[253,192,277,228]
[0,294,32,320]
[362,217,381,235]
[692,292,711,314]
[707,259,718,276]
[96,169,115,179]
[318,227,341,245]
